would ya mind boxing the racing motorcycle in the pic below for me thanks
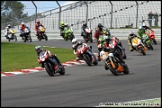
[77,44,98,66]
[37,26,48,41]
[6,28,17,42]
[145,29,157,45]
[100,50,129,76]
[22,28,32,42]
[141,33,153,50]
[111,36,127,59]
[63,26,75,41]
[131,36,147,55]
[38,51,65,76]
[83,27,93,43]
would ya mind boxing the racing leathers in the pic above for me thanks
[34,23,45,37]
[94,26,111,44]
[37,49,61,69]
[72,41,92,60]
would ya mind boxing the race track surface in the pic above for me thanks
[1,38,161,107]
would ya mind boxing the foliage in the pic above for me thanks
[1,1,28,27]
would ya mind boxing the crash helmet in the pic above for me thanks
[104,35,111,43]
[72,38,78,44]
[142,23,146,26]
[138,26,144,30]
[60,21,65,26]
[36,19,40,24]
[7,24,11,28]
[35,46,43,54]
[98,23,103,28]
[83,23,87,27]
[129,31,134,34]
[64,23,68,27]
[21,22,25,26]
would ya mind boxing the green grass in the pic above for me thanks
[1,42,76,72]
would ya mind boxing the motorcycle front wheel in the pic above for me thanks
[152,38,157,45]
[83,54,92,66]
[44,63,54,76]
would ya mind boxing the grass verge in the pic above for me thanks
[1,42,76,72]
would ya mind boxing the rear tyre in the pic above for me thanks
[149,43,153,50]
[123,64,129,74]
[152,38,157,45]
[59,64,65,75]
[44,34,48,41]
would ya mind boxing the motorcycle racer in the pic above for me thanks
[34,19,45,37]
[142,23,153,31]
[128,31,139,52]
[19,22,31,37]
[81,23,88,37]
[97,35,107,61]
[94,23,111,44]
[35,46,61,69]
[103,36,125,64]
[4,24,12,38]
[72,38,92,61]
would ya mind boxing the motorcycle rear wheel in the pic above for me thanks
[123,64,129,74]
[59,64,65,75]
[148,42,153,50]
[152,38,157,45]
[44,34,48,41]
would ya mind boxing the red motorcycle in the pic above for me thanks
[108,36,127,59]
[38,51,65,76]
[83,27,93,43]
[145,29,157,45]
[77,44,98,66]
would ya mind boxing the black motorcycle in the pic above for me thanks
[22,28,32,42]
[39,51,65,76]
[83,27,93,43]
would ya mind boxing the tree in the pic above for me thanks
[1,1,28,28]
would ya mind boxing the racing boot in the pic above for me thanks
[129,45,134,52]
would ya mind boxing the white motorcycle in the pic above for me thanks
[22,28,32,42]
[131,36,147,55]
[6,29,17,42]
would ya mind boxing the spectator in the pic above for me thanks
[148,11,153,27]
[154,12,159,26]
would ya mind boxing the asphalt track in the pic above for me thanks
[1,37,161,107]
